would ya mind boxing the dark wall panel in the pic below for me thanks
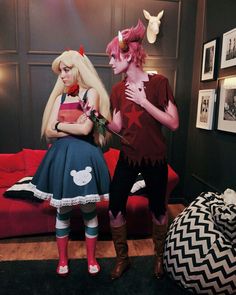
[127,0,180,58]
[28,64,56,148]
[0,63,21,152]
[184,0,236,200]
[153,67,176,92]
[27,0,113,53]
[0,0,17,53]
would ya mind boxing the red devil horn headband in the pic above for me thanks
[78,45,85,56]
[118,31,129,52]
[64,46,85,56]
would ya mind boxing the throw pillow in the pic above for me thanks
[130,173,147,196]
[0,151,25,173]
[0,171,26,188]
[3,176,43,202]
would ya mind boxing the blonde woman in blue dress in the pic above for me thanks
[30,49,111,277]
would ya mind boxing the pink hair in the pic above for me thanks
[106,19,147,67]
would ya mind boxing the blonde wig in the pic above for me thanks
[41,50,111,146]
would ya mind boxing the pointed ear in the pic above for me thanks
[157,10,164,20]
[143,9,151,20]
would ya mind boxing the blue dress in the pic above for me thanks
[30,94,110,208]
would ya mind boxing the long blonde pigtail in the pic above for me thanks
[81,55,111,145]
[41,76,64,138]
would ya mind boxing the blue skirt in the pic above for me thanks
[30,136,110,208]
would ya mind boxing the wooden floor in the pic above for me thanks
[0,204,185,261]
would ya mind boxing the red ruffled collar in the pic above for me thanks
[67,84,80,97]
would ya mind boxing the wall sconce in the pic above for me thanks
[146,70,158,74]
[223,77,236,89]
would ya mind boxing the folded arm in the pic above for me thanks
[45,89,99,138]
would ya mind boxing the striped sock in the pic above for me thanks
[80,203,98,238]
[56,206,72,238]
[80,203,100,274]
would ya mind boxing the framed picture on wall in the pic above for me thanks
[196,89,216,130]
[220,28,236,69]
[201,39,218,81]
[217,76,236,133]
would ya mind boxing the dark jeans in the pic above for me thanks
[109,153,168,220]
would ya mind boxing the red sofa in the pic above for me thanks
[0,148,179,239]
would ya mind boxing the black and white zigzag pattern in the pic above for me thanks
[164,192,236,295]
[3,176,43,202]
[209,194,236,244]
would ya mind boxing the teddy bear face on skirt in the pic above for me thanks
[70,167,92,186]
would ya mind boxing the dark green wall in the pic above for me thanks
[184,0,236,201]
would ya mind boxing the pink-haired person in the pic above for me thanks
[106,20,179,280]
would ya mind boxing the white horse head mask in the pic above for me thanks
[143,9,164,44]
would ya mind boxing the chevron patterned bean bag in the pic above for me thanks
[164,191,236,295]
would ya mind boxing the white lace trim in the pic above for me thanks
[29,182,109,208]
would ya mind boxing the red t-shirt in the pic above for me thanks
[110,74,175,164]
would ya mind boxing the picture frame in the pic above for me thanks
[196,89,216,130]
[220,28,236,69]
[201,39,218,81]
[217,76,236,133]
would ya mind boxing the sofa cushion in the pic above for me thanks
[0,151,25,173]
[23,149,47,176]
[0,171,26,188]
[22,148,118,178]
[103,148,119,178]
[3,176,43,202]
[130,173,147,196]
